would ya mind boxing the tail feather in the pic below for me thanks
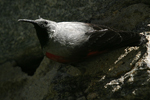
[119,32,147,46]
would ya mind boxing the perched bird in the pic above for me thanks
[18,18,145,63]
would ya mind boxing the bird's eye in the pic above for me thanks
[44,21,48,25]
[40,21,48,28]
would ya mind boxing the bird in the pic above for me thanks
[18,17,145,63]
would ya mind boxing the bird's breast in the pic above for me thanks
[43,39,77,58]
[43,42,82,63]
[43,22,96,62]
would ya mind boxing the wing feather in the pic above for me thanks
[84,24,141,51]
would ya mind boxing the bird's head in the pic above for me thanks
[18,17,56,47]
[18,17,56,30]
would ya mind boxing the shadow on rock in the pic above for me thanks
[42,43,147,100]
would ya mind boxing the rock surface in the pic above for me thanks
[0,0,150,100]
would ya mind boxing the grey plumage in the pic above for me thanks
[18,18,145,63]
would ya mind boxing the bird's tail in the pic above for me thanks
[118,31,148,47]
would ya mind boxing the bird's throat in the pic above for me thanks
[35,26,49,48]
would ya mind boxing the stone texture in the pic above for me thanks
[0,42,149,100]
[0,61,29,99]
[0,0,150,100]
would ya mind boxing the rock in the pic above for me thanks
[18,58,61,100]
[0,0,150,100]
[93,3,150,31]
[66,65,82,76]
[0,61,29,99]
[77,96,86,100]
[87,92,98,100]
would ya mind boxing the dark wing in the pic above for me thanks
[85,24,142,52]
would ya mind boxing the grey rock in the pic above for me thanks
[0,42,149,100]
[77,96,86,100]
[87,92,98,100]
[0,61,29,99]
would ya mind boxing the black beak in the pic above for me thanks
[18,19,37,24]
